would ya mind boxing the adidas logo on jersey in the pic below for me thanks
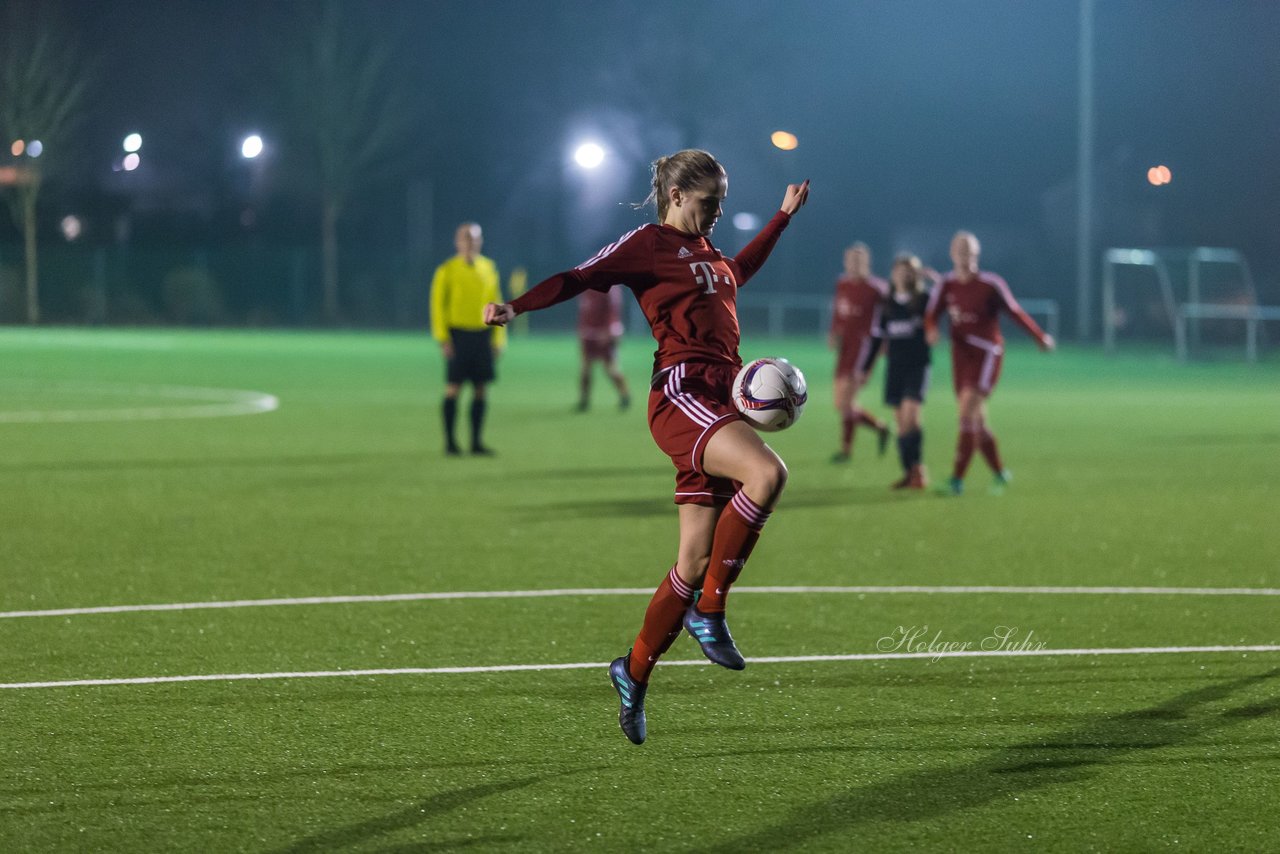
[677,246,693,258]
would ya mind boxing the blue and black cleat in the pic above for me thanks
[683,605,747,670]
[608,654,647,745]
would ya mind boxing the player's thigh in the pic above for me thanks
[702,420,787,493]
[957,386,986,419]
[832,375,851,410]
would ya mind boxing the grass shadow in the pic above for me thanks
[698,666,1280,851]
[272,767,594,853]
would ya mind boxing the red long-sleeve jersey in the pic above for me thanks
[511,211,791,371]
[924,271,1048,347]
[830,275,888,343]
[577,286,624,342]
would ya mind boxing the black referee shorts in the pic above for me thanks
[446,329,496,385]
[885,360,929,407]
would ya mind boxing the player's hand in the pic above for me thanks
[926,327,940,346]
[492,347,503,360]
[441,341,455,359]
[923,266,941,283]
[1040,334,1056,352]
[780,179,810,216]
[484,302,515,326]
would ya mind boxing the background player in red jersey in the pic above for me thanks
[828,243,891,462]
[484,150,809,744]
[575,286,631,411]
[924,231,1054,495]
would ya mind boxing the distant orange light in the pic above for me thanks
[1147,165,1172,186]
[771,130,798,151]
[10,139,23,157]
[1156,164,1171,184]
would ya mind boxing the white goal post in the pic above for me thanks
[1175,303,1280,362]
[1102,247,1266,358]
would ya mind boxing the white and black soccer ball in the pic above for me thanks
[732,357,808,432]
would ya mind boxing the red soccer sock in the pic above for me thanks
[953,418,978,480]
[698,491,771,613]
[855,407,883,431]
[840,412,856,451]
[628,566,695,682]
[978,428,1004,473]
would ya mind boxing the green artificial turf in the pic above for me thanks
[1,327,1277,851]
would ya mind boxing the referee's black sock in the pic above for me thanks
[442,397,459,452]
[904,429,923,469]
[470,399,488,451]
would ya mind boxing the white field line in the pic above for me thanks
[4,645,1279,691]
[0,383,278,423]
[3,584,1279,620]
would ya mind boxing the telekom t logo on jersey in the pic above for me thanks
[690,261,731,295]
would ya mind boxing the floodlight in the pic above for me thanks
[770,131,798,151]
[573,142,605,169]
[241,135,264,159]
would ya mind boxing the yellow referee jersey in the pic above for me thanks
[430,254,506,348]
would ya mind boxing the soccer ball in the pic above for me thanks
[732,358,808,432]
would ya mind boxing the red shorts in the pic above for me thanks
[835,334,877,379]
[951,335,1004,396]
[648,361,741,506]
[580,336,618,362]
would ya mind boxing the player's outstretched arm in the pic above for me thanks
[734,180,811,286]
[484,303,515,326]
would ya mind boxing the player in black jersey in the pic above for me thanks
[864,253,934,489]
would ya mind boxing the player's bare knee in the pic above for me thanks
[748,458,788,504]
[676,554,709,585]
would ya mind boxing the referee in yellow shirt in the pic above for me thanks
[431,222,506,456]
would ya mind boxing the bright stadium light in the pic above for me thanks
[733,212,761,231]
[771,130,798,151]
[123,152,140,171]
[60,215,83,241]
[123,133,142,153]
[241,134,264,159]
[10,139,24,157]
[27,140,43,158]
[573,141,605,170]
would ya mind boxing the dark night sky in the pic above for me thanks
[17,0,1280,309]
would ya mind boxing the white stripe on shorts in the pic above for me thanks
[664,364,716,427]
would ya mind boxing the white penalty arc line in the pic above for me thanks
[0,383,278,423]
[4,584,1280,620]
[4,645,1280,691]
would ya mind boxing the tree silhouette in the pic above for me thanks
[275,0,419,323]
[0,1,91,324]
